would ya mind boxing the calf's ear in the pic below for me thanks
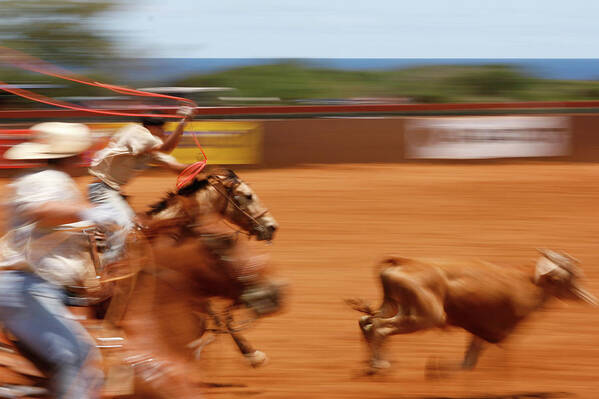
[534,256,558,283]
[571,284,599,306]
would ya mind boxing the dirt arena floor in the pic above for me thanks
[2,162,599,398]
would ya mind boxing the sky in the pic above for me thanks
[100,0,599,59]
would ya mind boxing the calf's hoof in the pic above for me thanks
[359,315,372,329]
[425,356,454,380]
[368,359,390,372]
[244,350,268,368]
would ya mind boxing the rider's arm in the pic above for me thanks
[11,174,92,227]
[12,172,117,229]
[151,151,188,173]
[158,107,195,153]
[23,202,91,227]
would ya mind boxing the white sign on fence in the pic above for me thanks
[404,116,570,159]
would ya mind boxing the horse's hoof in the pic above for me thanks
[244,350,268,368]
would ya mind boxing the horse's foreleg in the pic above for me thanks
[189,300,264,366]
[191,300,267,367]
[223,309,267,368]
[229,330,267,367]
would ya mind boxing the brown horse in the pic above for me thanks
[116,168,285,396]
[0,169,284,397]
[140,168,284,366]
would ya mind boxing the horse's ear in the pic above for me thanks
[217,169,239,187]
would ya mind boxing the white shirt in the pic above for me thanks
[0,169,97,288]
[88,123,176,190]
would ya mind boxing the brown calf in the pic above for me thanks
[349,249,598,373]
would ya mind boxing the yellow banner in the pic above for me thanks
[167,121,262,165]
[87,121,263,165]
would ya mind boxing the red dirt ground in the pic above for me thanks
[3,162,599,398]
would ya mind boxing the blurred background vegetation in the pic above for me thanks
[0,0,120,105]
[175,62,599,104]
[0,0,117,65]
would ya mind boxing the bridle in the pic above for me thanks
[146,175,270,239]
[205,175,270,238]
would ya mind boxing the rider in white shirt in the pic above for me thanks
[0,122,117,399]
[87,107,194,262]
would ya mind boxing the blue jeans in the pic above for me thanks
[88,182,135,263]
[0,271,102,398]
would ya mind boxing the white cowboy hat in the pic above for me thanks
[4,122,92,160]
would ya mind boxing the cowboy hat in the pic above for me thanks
[4,122,92,160]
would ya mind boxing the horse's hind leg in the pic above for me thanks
[128,357,204,399]
[187,314,216,360]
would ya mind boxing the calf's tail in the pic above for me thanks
[344,298,376,315]
[345,256,405,315]
[376,256,404,272]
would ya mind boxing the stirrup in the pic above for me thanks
[239,285,279,317]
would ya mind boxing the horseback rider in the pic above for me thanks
[88,106,264,302]
[88,108,258,294]
[87,106,195,263]
[0,122,120,399]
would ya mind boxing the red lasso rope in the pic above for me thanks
[0,46,196,107]
[0,46,208,186]
[0,80,190,118]
[175,133,208,190]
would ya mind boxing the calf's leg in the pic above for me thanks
[364,275,446,371]
[461,335,485,370]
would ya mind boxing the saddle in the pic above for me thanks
[0,314,134,397]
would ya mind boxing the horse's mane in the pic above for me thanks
[176,177,211,197]
[146,191,179,216]
[145,169,239,216]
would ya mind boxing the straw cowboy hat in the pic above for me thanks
[4,122,92,160]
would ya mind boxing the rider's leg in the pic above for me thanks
[88,182,135,264]
[0,271,103,399]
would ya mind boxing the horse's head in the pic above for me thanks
[146,170,286,319]
[147,169,278,241]
[204,169,279,242]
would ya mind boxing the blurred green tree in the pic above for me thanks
[448,65,530,96]
[0,0,118,66]
[173,62,599,104]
